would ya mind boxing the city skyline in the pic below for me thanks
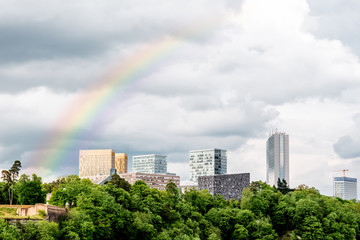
[1,0,360,198]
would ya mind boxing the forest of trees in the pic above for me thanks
[1,161,360,239]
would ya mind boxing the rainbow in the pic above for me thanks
[32,16,226,174]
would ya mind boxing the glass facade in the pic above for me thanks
[189,149,227,183]
[266,132,289,187]
[132,154,167,174]
[79,149,115,177]
[334,177,357,200]
[115,153,128,173]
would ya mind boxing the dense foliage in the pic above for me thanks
[0,161,45,205]
[1,160,22,205]
[50,179,360,239]
[1,166,360,239]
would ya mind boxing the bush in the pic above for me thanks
[38,209,46,217]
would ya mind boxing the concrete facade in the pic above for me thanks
[198,173,250,200]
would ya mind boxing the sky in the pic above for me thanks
[1,0,360,196]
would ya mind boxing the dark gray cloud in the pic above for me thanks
[333,135,360,159]
[0,0,231,93]
[0,23,110,63]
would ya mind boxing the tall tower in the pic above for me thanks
[266,132,289,187]
[189,148,227,184]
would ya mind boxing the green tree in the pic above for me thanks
[0,182,9,204]
[36,221,60,240]
[277,178,290,195]
[18,221,40,240]
[183,189,214,215]
[1,160,21,205]
[59,209,95,240]
[298,216,324,239]
[104,173,131,191]
[0,219,19,240]
[75,187,134,240]
[163,180,181,208]
[42,182,53,194]
[49,175,95,207]
[16,174,46,204]
[232,224,249,239]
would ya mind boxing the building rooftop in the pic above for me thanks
[334,177,357,182]
[189,148,226,152]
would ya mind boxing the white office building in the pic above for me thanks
[189,148,227,183]
[334,177,357,200]
[132,154,167,174]
[266,132,289,187]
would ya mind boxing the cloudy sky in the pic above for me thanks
[1,0,360,196]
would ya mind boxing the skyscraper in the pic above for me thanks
[266,132,289,187]
[334,176,357,200]
[115,153,128,173]
[79,149,115,177]
[132,154,167,174]
[189,148,227,183]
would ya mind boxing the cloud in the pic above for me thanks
[333,135,360,159]
[307,0,360,57]
[0,0,230,63]
[0,0,360,192]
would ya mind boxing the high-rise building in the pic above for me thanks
[334,177,357,200]
[189,148,227,183]
[266,132,289,187]
[79,149,115,177]
[115,153,128,173]
[132,154,167,174]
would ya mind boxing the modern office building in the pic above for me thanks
[334,177,357,200]
[115,153,128,173]
[189,148,227,183]
[266,132,289,187]
[132,154,167,174]
[198,173,250,200]
[79,149,115,177]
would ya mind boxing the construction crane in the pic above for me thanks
[333,169,349,177]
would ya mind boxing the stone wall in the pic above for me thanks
[5,219,43,226]
[16,203,48,217]
[198,173,250,200]
[0,204,68,223]
[46,204,67,222]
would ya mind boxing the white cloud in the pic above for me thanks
[0,0,360,197]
